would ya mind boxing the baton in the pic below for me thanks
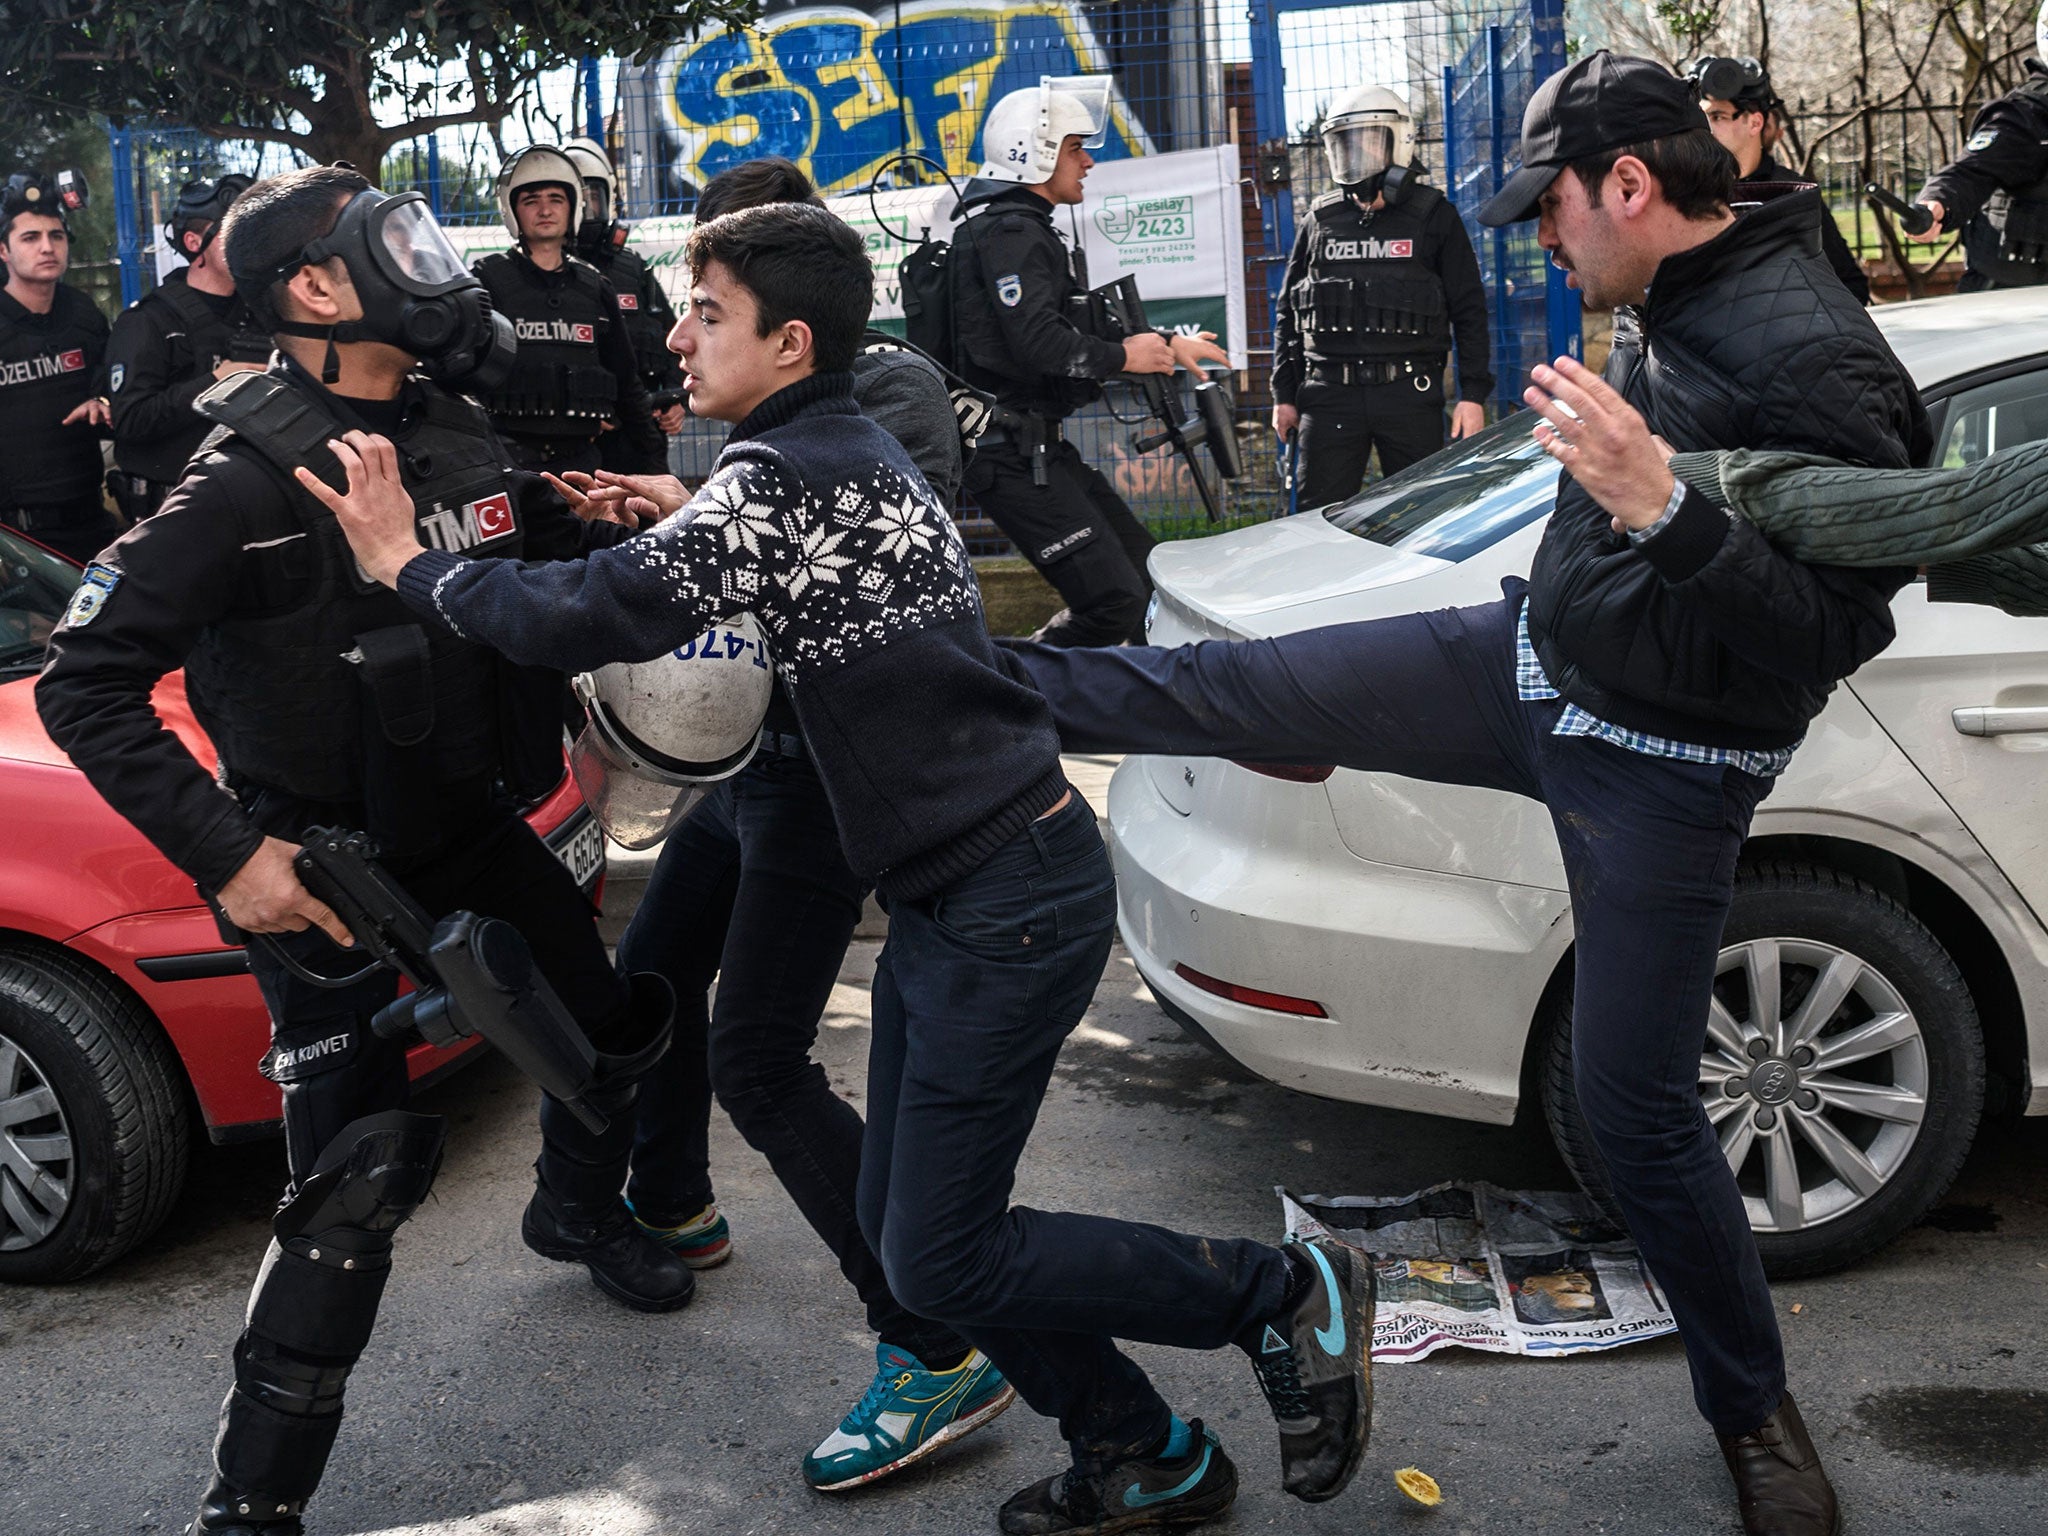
[1864,184,1936,237]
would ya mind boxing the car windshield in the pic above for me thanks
[0,526,82,676]
[1322,415,1560,563]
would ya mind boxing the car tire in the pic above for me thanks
[0,942,191,1283]
[1541,860,1984,1280]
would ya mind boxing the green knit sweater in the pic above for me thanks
[1666,441,2048,616]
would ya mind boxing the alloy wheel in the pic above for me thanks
[1701,937,1928,1233]
[0,1032,74,1250]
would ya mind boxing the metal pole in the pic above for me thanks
[426,133,443,218]
[584,55,605,143]
[108,122,143,307]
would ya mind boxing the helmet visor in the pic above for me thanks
[1044,76,1112,150]
[1324,122,1395,187]
[371,195,474,292]
[569,725,710,850]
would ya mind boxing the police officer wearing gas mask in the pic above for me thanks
[559,136,686,467]
[104,175,273,520]
[1908,4,2048,289]
[950,76,1228,648]
[35,164,691,1536]
[1691,56,1870,303]
[1270,86,1492,511]
[0,168,114,563]
[471,145,667,477]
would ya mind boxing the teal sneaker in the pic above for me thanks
[803,1344,1016,1491]
[998,1419,1238,1534]
[625,1199,733,1270]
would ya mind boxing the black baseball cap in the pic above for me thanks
[1478,51,1711,225]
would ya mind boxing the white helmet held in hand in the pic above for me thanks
[495,145,583,240]
[1320,85,1416,190]
[568,614,775,849]
[2039,0,2048,69]
[978,76,1113,185]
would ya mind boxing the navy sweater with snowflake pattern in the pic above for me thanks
[396,371,1066,898]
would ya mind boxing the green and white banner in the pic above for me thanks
[445,145,1247,369]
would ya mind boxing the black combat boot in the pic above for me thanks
[521,973,695,1311]
[187,1477,305,1535]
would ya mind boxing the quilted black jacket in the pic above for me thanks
[1528,187,1932,751]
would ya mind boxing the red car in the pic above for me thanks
[0,524,605,1283]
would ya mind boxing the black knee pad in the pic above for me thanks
[274,1109,446,1253]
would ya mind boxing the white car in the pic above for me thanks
[1115,285,2048,1278]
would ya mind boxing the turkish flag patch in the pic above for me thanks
[617,294,639,310]
[572,323,595,343]
[468,491,515,539]
[58,349,85,371]
[1389,240,1414,258]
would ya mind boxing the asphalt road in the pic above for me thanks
[4,843,2046,1533]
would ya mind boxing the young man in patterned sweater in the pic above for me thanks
[303,200,1371,1534]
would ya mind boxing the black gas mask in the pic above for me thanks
[248,188,514,390]
[2,168,89,226]
[1688,55,1777,113]
[165,173,253,261]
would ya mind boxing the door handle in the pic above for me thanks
[1952,706,2048,736]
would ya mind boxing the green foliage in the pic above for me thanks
[0,0,762,173]
[1652,0,1728,60]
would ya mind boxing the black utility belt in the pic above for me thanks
[1307,358,1442,387]
[756,729,807,761]
[1,500,102,531]
[981,409,1066,451]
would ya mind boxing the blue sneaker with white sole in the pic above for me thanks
[803,1344,1016,1491]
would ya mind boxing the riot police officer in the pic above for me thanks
[471,145,666,477]
[0,169,114,563]
[949,76,1227,647]
[559,136,686,469]
[1691,57,1870,302]
[1270,86,1492,510]
[1910,5,2048,289]
[104,175,272,520]
[35,164,691,1536]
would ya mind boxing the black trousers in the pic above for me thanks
[1296,373,1447,510]
[968,436,1155,648]
[618,749,970,1365]
[2,497,120,565]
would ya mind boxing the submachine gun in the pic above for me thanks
[264,830,608,1132]
[1084,275,1242,522]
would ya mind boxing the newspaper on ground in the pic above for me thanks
[1282,1182,1679,1363]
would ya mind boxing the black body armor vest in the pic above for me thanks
[471,251,619,437]
[1287,186,1453,362]
[182,369,563,836]
[114,276,269,482]
[585,244,671,386]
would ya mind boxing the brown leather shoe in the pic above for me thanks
[1718,1392,1842,1536]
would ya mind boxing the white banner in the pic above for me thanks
[446,145,1247,368]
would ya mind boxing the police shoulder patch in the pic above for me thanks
[996,273,1024,307]
[64,563,121,629]
[1968,128,1999,152]
[109,362,125,393]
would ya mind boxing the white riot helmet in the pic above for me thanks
[568,614,775,849]
[1321,85,1416,192]
[978,76,1113,185]
[495,145,582,241]
[560,136,618,233]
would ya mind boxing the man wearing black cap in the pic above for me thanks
[105,176,271,520]
[1690,57,1870,302]
[997,51,1923,1536]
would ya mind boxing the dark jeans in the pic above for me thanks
[618,749,967,1365]
[1296,374,1446,508]
[967,436,1156,648]
[859,793,1294,1461]
[246,802,630,1179]
[1008,587,1786,1435]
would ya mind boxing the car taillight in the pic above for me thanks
[1172,962,1328,1018]
[1232,761,1335,783]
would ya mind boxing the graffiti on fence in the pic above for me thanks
[623,0,1154,202]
